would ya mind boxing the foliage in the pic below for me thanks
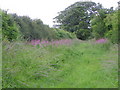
[0,9,2,41]
[91,9,110,39]
[75,29,91,40]
[12,13,75,41]
[0,10,1,89]
[1,10,75,41]
[91,9,118,43]
[1,2,117,43]
[52,28,76,40]
[54,1,105,40]
[54,1,99,30]
[12,15,55,41]
[2,10,20,41]
[104,11,118,43]
[54,1,116,41]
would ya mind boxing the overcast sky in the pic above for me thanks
[0,0,119,27]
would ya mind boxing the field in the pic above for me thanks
[2,39,118,88]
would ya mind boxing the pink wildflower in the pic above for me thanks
[96,38,107,43]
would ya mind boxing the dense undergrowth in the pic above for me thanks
[2,39,118,88]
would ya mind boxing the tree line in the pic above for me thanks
[54,1,119,43]
[1,9,75,42]
[1,1,119,43]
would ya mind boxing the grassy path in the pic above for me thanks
[49,41,118,88]
[2,40,118,88]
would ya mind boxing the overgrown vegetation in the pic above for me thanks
[1,10,76,41]
[104,11,118,43]
[2,39,118,88]
[1,1,119,43]
[91,10,118,43]
[0,9,2,90]
[54,1,118,42]
[52,28,76,40]
[1,0,119,88]
[2,10,20,41]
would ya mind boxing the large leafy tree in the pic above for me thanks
[54,1,104,40]
[54,1,114,40]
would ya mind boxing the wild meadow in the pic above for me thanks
[2,39,118,88]
[1,1,119,88]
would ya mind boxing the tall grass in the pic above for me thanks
[2,39,118,88]
[0,28,2,89]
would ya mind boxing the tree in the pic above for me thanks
[90,7,115,40]
[91,9,107,39]
[104,11,118,43]
[12,15,56,41]
[54,1,104,40]
[2,10,20,41]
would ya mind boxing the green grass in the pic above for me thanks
[2,39,118,88]
[0,28,2,89]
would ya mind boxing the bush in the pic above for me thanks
[1,9,76,42]
[2,10,20,41]
[105,30,118,44]
[75,29,91,40]
[104,11,118,43]
[52,28,76,40]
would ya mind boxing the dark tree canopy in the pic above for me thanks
[54,1,101,31]
[54,1,114,40]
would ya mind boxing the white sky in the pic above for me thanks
[0,0,119,27]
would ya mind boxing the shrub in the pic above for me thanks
[104,11,118,43]
[75,29,91,40]
[2,10,20,41]
[52,28,76,40]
